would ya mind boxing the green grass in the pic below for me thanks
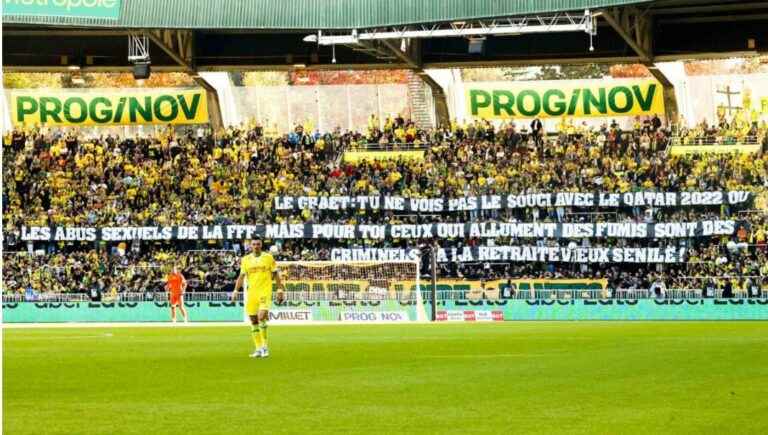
[4,322,768,434]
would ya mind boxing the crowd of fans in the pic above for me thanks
[3,113,768,298]
[3,249,239,301]
[673,113,767,145]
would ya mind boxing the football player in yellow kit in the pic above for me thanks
[232,238,285,358]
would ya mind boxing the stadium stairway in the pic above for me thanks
[407,71,435,129]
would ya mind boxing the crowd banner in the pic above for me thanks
[281,280,372,294]
[274,191,753,212]
[390,279,607,294]
[669,144,762,156]
[343,150,425,163]
[8,88,209,126]
[278,278,607,296]
[3,0,122,20]
[466,79,665,119]
[20,220,741,242]
[333,246,688,264]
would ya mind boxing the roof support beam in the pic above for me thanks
[645,64,678,122]
[351,40,398,61]
[380,39,421,69]
[145,29,223,130]
[600,6,652,62]
[424,56,643,69]
[146,29,195,72]
[3,63,412,73]
[600,7,679,122]
[3,65,184,73]
[653,51,761,62]
[304,12,593,45]
[380,39,447,127]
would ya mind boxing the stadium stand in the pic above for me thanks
[3,114,768,299]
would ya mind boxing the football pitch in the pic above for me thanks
[4,322,768,435]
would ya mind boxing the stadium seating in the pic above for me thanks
[3,116,768,297]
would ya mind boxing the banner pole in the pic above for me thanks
[431,240,438,322]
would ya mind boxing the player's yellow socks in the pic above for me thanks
[251,325,263,348]
[259,321,268,348]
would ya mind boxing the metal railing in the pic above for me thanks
[737,209,768,216]
[669,136,763,146]
[0,290,413,303]
[1,292,233,303]
[348,142,431,151]
[2,293,92,303]
[423,288,767,301]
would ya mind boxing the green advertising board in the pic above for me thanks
[3,299,767,323]
[1,300,421,323]
[466,79,665,119]
[9,89,209,126]
[3,0,122,20]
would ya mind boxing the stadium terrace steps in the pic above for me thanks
[407,71,435,129]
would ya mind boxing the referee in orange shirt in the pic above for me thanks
[166,265,189,323]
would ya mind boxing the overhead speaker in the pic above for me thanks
[133,62,151,80]
[468,37,486,54]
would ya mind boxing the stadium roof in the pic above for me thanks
[3,0,651,29]
[4,0,767,73]
[5,0,766,130]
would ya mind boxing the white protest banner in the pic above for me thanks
[20,220,740,242]
[332,246,688,264]
[275,191,752,212]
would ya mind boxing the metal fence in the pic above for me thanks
[348,142,432,151]
[669,135,763,146]
[425,288,766,301]
[1,292,231,303]
[1,291,411,303]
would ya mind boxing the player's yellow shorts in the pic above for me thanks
[245,291,272,316]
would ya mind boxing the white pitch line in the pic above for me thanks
[5,333,115,340]
[1,322,242,329]
[1,321,441,329]
[419,353,551,359]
